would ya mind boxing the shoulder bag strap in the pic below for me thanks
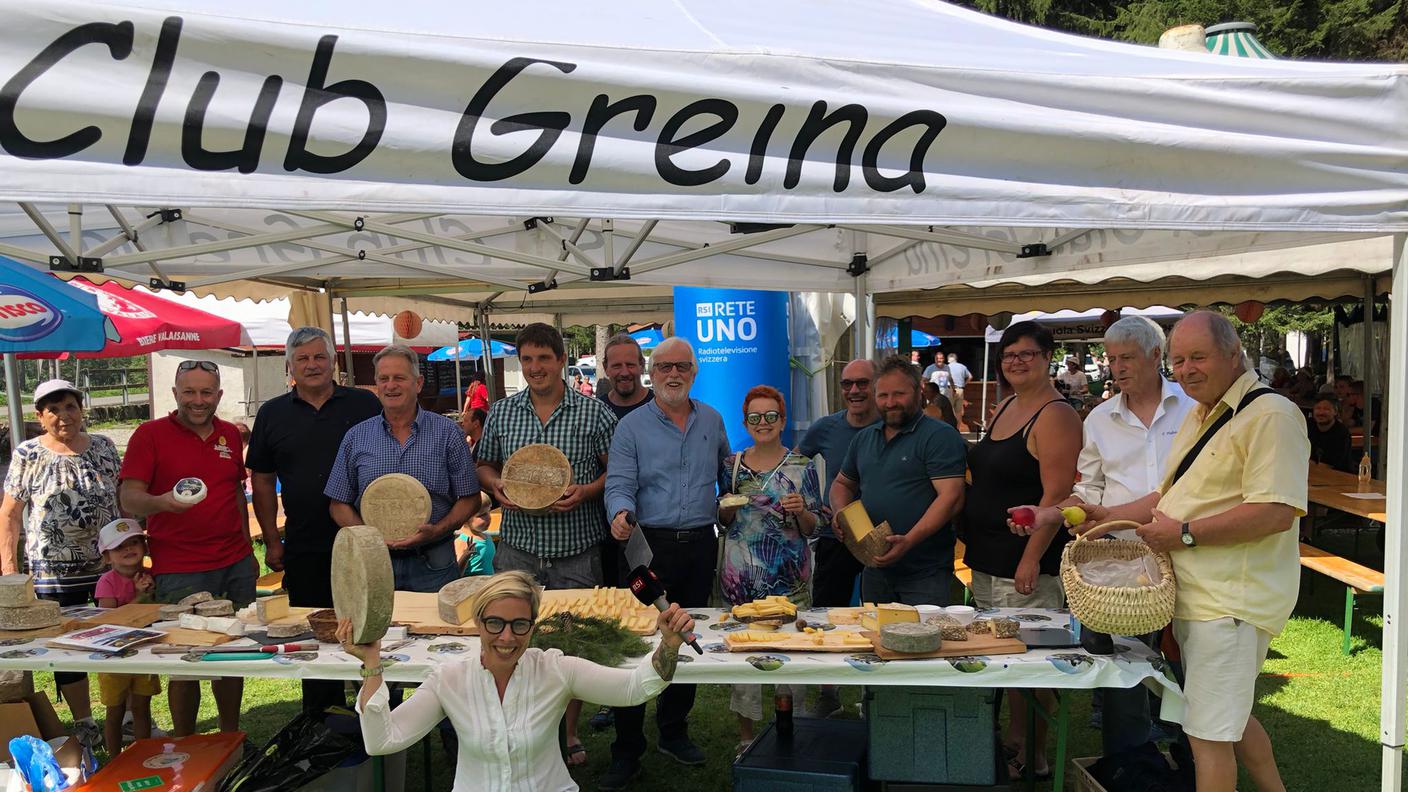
[1170,388,1273,487]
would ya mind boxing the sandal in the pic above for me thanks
[1006,752,1052,782]
[565,740,588,767]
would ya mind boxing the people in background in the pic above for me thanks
[718,385,822,754]
[247,326,381,714]
[966,322,1082,780]
[120,361,253,737]
[831,356,967,606]
[461,407,487,458]
[946,352,970,424]
[604,337,729,789]
[923,381,959,429]
[341,571,695,792]
[1075,311,1306,792]
[1056,355,1089,397]
[1,378,120,750]
[1307,395,1355,473]
[93,519,159,755]
[463,371,490,414]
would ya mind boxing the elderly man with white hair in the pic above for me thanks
[602,336,730,789]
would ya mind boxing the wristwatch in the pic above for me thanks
[1180,522,1196,547]
[359,662,387,678]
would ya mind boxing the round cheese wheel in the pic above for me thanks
[501,444,572,512]
[361,474,432,543]
[194,599,234,617]
[172,477,207,505]
[879,621,943,654]
[332,525,395,644]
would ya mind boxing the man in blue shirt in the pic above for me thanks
[326,345,480,593]
[796,358,881,608]
[602,337,728,789]
[832,355,967,605]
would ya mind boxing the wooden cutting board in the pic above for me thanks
[861,630,1027,660]
[76,603,164,629]
[157,628,237,647]
[724,630,877,653]
[394,591,478,636]
[0,622,74,641]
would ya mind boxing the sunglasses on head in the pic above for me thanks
[745,410,781,425]
[176,360,220,374]
[480,617,534,636]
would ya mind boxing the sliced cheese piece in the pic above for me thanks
[860,603,918,632]
[0,574,35,607]
[0,600,60,630]
[203,616,241,636]
[838,501,874,542]
[331,525,394,644]
[268,621,309,639]
[159,604,193,621]
[437,577,491,625]
[178,613,208,631]
[879,622,942,654]
[255,595,290,623]
[178,591,214,607]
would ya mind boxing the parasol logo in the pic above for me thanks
[69,281,156,319]
[0,286,62,343]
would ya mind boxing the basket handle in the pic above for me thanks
[1076,520,1142,542]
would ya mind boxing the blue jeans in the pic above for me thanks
[1101,631,1161,755]
[390,540,460,593]
[860,564,951,606]
[154,554,258,607]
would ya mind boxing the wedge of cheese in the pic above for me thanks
[438,577,492,625]
[838,501,875,542]
[255,595,289,624]
[859,603,920,633]
[0,574,35,607]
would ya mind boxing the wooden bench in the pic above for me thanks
[1300,542,1384,655]
[954,540,973,603]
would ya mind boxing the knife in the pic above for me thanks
[623,511,654,571]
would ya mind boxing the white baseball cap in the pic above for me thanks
[98,519,147,553]
[32,379,83,408]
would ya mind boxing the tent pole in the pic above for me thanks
[4,354,22,457]
[979,341,991,439]
[1379,234,1408,792]
[453,341,463,412]
[479,309,496,399]
[1364,277,1376,475]
[339,297,354,386]
[249,346,259,420]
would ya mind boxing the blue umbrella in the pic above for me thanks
[880,326,942,348]
[0,257,114,353]
[629,327,665,349]
[426,338,517,361]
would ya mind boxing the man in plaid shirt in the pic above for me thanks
[476,323,616,765]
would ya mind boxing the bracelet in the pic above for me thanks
[359,662,389,679]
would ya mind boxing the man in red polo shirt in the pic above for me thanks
[119,360,253,737]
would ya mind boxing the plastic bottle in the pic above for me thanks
[1358,453,1372,491]
[774,690,793,745]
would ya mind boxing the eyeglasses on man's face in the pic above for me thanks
[745,410,781,426]
[652,360,694,374]
[480,617,534,636]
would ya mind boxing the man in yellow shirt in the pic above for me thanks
[1078,311,1307,792]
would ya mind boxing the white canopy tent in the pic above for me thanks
[1,1,1407,785]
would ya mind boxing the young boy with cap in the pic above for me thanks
[93,518,160,755]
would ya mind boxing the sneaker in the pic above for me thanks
[597,757,641,790]
[657,736,706,766]
[121,713,167,741]
[589,706,615,731]
[72,719,101,752]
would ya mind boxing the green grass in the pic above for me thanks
[32,525,1403,790]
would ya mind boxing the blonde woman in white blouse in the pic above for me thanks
[336,570,695,792]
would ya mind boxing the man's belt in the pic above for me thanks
[640,525,715,541]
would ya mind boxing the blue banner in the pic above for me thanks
[673,287,792,451]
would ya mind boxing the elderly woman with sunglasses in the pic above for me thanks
[716,385,823,752]
[338,570,694,792]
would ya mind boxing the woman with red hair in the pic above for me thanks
[717,384,824,752]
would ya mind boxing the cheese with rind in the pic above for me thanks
[879,622,942,654]
[256,595,289,623]
[859,603,919,632]
[0,600,60,630]
[268,621,308,639]
[178,592,213,607]
[331,526,394,644]
[437,578,491,625]
[178,613,208,631]
[0,575,35,607]
[194,600,234,616]
[159,604,193,620]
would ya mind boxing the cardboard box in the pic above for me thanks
[0,692,66,764]
[74,732,244,791]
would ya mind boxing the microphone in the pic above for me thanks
[627,565,702,655]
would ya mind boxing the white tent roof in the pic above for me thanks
[982,306,1183,342]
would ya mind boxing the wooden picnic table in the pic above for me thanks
[1307,463,1386,522]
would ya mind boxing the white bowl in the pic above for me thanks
[945,605,977,625]
[914,604,943,619]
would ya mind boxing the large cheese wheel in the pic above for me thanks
[879,622,942,654]
[438,577,493,625]
[501,444,572,512]
[332,525,395,644]
[0,600,61,631]
[361,474,432,543]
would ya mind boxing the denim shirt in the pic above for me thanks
[605,398,729,529]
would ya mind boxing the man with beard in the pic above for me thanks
[830,355,967,605]
[120,361,253,736]
[247,327,380,713]
[602,337,729,789]
[600,333,654,420]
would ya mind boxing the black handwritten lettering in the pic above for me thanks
[181,72,282,173]
[862,110,946,193]
[745,103,785,185]
[785,101,867,192]
[284,35,386,174]
[453,57,575,182]
[655,98,737,187]
[570,94,654,185]
[124,17,182,166]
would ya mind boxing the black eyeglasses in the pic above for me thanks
[653,361,694,373]
[839,378,872,390]
[176,360,220,374]
[480,617,534,636]
[746,410,781,425]
[1000,350,1042,364]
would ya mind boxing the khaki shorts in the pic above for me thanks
[98,672,161,707]
[970,570,1064,609]
[1173,617,1273,742]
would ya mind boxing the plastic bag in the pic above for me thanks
[9,736,68,792]
[1078,555,1162,587]
[218,710,359,792]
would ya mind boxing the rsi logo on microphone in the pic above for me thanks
[0,287,62,343]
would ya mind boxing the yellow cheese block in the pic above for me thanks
[255,595,289,623]
[858,603,919,632]
[839,501,874,542]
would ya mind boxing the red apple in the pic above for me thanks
[1011,507,1036,528]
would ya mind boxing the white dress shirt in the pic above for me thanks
[1073,378,1196,539]
[357,648,668,791]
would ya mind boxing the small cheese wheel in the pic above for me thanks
[268,621,309,639]
[879,622,943,654]
[172,477,208,505]
[332,526,394,644]
[0,600,60,630]
[178,591,214,607]
[194,599,234,617]
[159,604,193,621]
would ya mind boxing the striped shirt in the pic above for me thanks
[325,408,480,528]
[477,387,616,558]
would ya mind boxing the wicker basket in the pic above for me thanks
[1060,525,1176,636]
[307,608,340,643]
